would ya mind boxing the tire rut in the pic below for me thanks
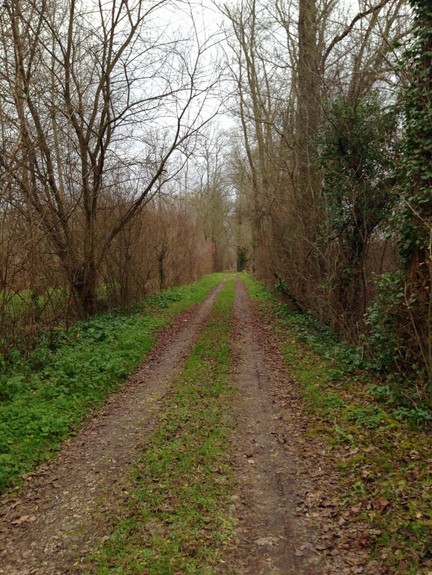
[227,278,322,575]
[0,281,224,575]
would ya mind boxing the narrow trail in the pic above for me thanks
[227,278,369,575]
[227,279,321,574]
[0,282,224,575]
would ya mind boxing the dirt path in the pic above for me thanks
[0,277,374,575]
[227,278,370,575]
[0,283,224,575]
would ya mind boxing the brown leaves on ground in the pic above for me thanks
[242,278,432,575]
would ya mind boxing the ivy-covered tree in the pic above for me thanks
[318,95,397,332]
[398,0,432,386]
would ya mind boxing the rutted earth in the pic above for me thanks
[0,277,378,574]
[0,283,225,575]
[226,279,375,575]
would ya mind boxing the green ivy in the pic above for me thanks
[391,0,432,390]
[317,94,397,322]
[398,2,432,263]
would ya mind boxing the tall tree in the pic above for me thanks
[398,0,432,384]
[221,0,279,277]
[296,0,320,213]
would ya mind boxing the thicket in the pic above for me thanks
[0,199,216,354]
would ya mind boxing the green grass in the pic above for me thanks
[240,272,432,575]
[86,276,236,575]
[0,273,225,494]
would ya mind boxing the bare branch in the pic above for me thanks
[321,0,392,70]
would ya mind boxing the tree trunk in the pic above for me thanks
[400,0,432,383]
[294,0,322,301]
[70,260,98,317]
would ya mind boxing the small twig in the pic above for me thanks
[321,0,391,70]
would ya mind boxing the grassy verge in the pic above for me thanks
[240,273,432,575]
[0,273,225,494]
[86,275,236,575]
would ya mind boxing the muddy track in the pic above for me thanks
[227,278,370,575]
[227,279,321,574]
[0,282,225,575]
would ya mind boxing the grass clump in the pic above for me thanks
[0,273,224,494]
[87,276,236,575]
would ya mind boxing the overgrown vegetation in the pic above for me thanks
[317,94,397,334]
[242,274,432,574]
[86,276,236,575]
[0,274,224,494]
[227,0,430,401]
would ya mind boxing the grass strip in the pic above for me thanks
[86,275,236,575]
[240,273,432,575]
[0,273,225,494]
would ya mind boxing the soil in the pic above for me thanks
[0,277,376,575]
[226,278,373,575]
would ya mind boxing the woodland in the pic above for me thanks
[1,2,432,573]
[0,0,431,414]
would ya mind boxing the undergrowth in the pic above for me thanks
[243,273,432,426]
[0,273,225,494]
[86,276,236,575]
[241,272,432,575]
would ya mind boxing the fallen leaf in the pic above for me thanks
[372,498,390,512]
[11,515,37,526]
[356,535,370,548]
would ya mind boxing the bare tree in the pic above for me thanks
[221,0,283,278]
[0,0,217,315]
[221,0,410,329]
